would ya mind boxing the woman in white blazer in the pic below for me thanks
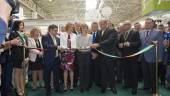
[28,28,44,89]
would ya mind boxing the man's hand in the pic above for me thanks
[118,43,124,48]
[124,42,130,47]
[90,43,100,49]
[151,41,158,45]
[38,51,43,57]
[163,40,169,47]
[24,57,29,64]
[10,37,21,45]
[91,52,98,59]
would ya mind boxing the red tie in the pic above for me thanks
[67,34,71,49]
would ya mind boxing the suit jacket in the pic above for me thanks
[140,29,164,63]
[96,28,118,55]
[119,30,141,60]
[42,33,60,64]
[9,31,28,61]
[28,37,43,62]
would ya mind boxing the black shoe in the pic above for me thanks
[85,87,90,92]
[55,88,63,94]
[96,83,101,87]
[151,88,156,94]
[88,84,93,89]
[111,88,117,94]
[80,88,84,93]
[101,88,106,93]
[138,87,150,90]
[131,89,137,95]
[122,85,130,89]
[46,92,51,96]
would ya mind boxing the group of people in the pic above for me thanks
[0,18,170,96]
[1,0,170,96]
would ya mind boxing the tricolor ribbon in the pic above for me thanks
[96,45,155,58]
[13,45,155,59]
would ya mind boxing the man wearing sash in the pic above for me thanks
[118,21,141,95]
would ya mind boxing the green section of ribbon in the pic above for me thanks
[96,45,155,58]
[18,32,26,44]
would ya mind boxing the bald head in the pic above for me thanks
[123,21,132,31]
[117,23,124,32]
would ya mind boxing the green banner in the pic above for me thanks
[142,0,170,15]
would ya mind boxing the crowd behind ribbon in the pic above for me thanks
[1,18,170,96]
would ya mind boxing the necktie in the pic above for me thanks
[145,31,149,38]
[35,39,40,47]
[92,32,96,43]
[35,39,41,51]
[67,34,71,49]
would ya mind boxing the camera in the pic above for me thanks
[7,0,20,14]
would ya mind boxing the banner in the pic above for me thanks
[142,0,170,15]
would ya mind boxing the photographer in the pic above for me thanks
[0,0,19,45]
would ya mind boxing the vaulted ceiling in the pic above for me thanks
[22,0,142,24]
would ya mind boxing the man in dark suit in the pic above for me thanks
[42,24,61,96]
[91,19,118,94]
[89,22,101,88]
[119,21,141,95]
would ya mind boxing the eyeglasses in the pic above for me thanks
[53,30,58,31]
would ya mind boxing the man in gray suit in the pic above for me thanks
[140,18,164,94]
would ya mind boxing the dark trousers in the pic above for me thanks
[99,55,116,89]
[142,59,156,92]
[116,59,123,83]
[1,55,13,96]
[78,52,91,89]
[43,57,60,93]
[89,57,101,86]
[122,59,138,89]
[158,62,166,84]
[73,51,79,87]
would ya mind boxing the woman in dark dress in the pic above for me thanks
[9,20,28,96]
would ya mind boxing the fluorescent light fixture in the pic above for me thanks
[161,14,170,18]
[86,0,97,10]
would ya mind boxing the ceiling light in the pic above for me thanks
[86,0,97,11]
[49,0,52,2]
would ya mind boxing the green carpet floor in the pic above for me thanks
[26,84,170,96]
